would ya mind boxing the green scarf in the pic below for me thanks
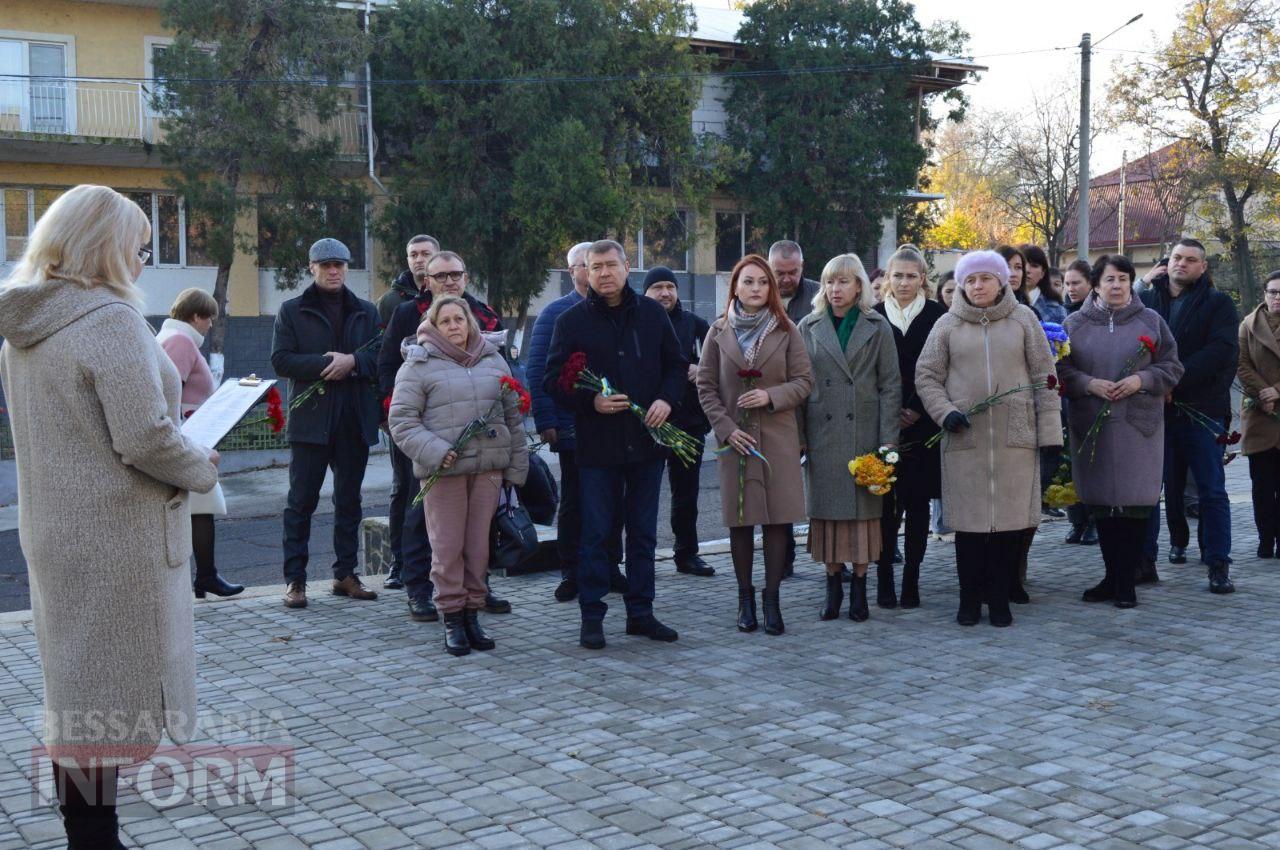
[829,305,860,350]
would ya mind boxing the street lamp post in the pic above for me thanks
[1077,13,1144,262]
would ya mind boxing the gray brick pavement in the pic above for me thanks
[3,465,1280,848]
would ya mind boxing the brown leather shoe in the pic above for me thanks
[283,580,307,609]
[332,574,377,600]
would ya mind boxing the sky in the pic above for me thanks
[692,0,1186,173]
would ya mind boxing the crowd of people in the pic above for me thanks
[3,185,1279,847]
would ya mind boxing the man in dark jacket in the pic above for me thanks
[271,238,381,609]
[376,234,438,327]
[1139,238,1239,593]
[528,242,627,602]
[642,266,714,577]
[768,239,819,574]
[377,250,510,621]
[544,240,688,649]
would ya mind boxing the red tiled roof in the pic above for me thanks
[1059,143,1199,251]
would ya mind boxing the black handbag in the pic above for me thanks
[490,485,540,570]
[517,453,559,525]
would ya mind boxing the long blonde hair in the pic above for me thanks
[3,185,149,307]
[812,253,876,315]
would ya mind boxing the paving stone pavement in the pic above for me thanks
[3,467,1280,849]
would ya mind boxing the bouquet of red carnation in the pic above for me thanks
[1077,335,1157,463]
[240,386,286,434]
[557,352,701,466]
[412,375,531,505]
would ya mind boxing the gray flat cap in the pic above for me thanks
[309,237,351,264]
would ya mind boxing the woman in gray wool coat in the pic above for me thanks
[1058,255,1183,608]
[798,253,901,623]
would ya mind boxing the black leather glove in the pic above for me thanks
[943,411,970,433]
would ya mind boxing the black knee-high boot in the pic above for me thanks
[55,763,124,850]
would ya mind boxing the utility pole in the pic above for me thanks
[1077,31,1091,262]
[1076,14,1144,263]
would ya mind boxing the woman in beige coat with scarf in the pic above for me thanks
[1238,269,1280,558]
[390,295,529,656]
[798,253,901,623]
[915,250,1062,628]
[0,185,219,848]
[698,255,813,636]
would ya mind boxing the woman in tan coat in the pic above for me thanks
[698,255,813,636]
[1238,270,1280,558]
[798,253,901,623]
[0,185,219,847]
[916,250,1062,628]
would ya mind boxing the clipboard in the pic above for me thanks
[181,377,278,449]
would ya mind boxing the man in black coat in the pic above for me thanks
[641,266,714,577]
[544,240,688,649]
[377,250,510,622]
[1139,238,1239,593]
[376,234,438,327]
[271,238,381,609]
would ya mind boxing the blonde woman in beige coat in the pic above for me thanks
[0,185,219,847]
[915,250,1062,628]
[1238,270,1280,558]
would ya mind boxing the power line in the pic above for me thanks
[0,47,1060,88]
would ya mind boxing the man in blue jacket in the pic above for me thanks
[1140,238,1239,593]
[544,240,688,649]
[272,238,381,609]
[528,242,627,602]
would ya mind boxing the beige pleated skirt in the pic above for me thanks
[808,518,881,565]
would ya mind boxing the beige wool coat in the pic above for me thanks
[915,287,1063,533]
[797,309,902,521]
[0,279,218,766]
[697,317,813,527]
[1239,305,1280,456]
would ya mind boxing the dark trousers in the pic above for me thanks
[667,441,704,560]
[1249,448,1280,546]
[954,530,1021,622]
[282,416,369,582]
[578,458,665,621]
[387,441,415,570]
[557,449,622,581]
[1095,515,1145,602]
[876,487,930,569]
[400,491,435,603]
[1165,418,1231,563]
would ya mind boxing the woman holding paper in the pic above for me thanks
[0,185,219,848]
[158,288,244,599]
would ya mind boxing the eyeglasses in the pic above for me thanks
[1265,289,1280,298]
[430,270,465,284]
[137,247,152,263]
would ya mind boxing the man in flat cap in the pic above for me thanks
[271,238,382,609]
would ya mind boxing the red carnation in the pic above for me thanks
[737,368,763,380]
[1045,374,1058,390]
[1229,430,1242,445]
[1215,433,1230,446]
[1139,335,1156,355]
[381,393,392,417]
[558,352,588,396]
[265,386,286,433]
[501,375,533,415]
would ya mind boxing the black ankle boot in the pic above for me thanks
[849,575,869,622]
[1081,576,1114,602]
[193,573,244,598]
[899,564,920,608]
[876,563,898,608]
[462,608,495,650]
[736,585,758,632]
[443,611,470,656]
[820,573,843,620]
[762,588,784,635]
[62,805,126,850]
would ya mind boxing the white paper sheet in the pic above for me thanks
[181,378,278,450]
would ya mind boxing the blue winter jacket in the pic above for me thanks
[527,289,583,452]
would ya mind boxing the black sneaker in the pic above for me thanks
[580,619,606,650]
[383,566,404,590]
[554,579,578,602]
[625,615,678,642]
[484,591,512,614]
[408,596,438,622]
[1208,562,1235,594]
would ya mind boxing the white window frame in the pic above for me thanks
[0,29,77,135]
[0,188,34,264]
[716,209,748,272]
[128,189,215,269]
[635,209,689,272]
[143,36,174,118]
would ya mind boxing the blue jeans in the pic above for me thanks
[1153,416,1232,565]
[578,459,665,621]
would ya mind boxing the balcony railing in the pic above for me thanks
[0,79,367,157]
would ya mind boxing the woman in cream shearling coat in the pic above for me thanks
[0,185,218,847]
